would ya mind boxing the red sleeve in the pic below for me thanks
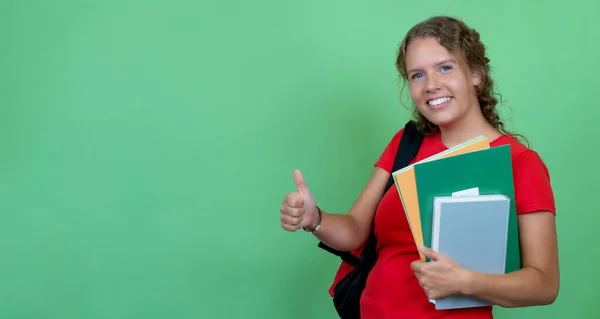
[512,150,556,215]
[374,128,404,173]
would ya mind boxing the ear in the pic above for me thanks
[471,67,483,87]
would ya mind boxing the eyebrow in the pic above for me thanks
[407,59,457,75]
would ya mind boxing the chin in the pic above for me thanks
[430,117,457,128]
[419,111,457,129]
[421,105,465,128]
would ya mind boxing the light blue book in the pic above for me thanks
[430,194,510,310]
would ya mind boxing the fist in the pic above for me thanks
[280,169,318,232]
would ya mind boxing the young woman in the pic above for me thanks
[279,15,559,318]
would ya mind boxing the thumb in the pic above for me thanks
[293,169,310,194]
[419,246,441,261]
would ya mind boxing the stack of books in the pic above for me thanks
[392,137,521,310]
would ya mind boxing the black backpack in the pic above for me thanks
[317,120,424,318]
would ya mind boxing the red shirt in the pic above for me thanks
[356,128,556,318]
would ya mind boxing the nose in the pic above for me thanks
[425,74,441,93]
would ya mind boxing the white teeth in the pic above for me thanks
[428,97,451,106]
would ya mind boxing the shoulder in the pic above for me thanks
[492,135,550,174]
[392,127,406,141]
[374,127,406,173]
[493,135,555,214]
[375,126,442,173]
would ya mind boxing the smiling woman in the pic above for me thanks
[279,15,558,319]
[405,39,481,132]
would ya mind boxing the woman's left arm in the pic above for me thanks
[412,210,559,308]
[460,210,560,307]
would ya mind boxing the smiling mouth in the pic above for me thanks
[427,97,453,108]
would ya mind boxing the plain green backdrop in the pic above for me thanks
[1,0,598,318]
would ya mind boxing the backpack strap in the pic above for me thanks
[317,120,423,266]
[384,120,422,191]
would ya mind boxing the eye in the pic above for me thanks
[411,73,424,79]
[440,65,452,72]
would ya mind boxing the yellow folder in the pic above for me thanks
[392,136,490,261]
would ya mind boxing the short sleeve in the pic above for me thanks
[374,129,404,173]
[512,150,556,215]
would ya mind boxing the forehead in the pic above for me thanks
[405,37,457,69]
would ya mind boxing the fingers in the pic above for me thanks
[280,169,312,232]
[411,263,430,295]
[281,222,297,232]
[410,259,425,273]
[280,196,305,232]
[280,212,303,231]
[419,246,441,261]
[283,192,303,208]
[293,169,309,194]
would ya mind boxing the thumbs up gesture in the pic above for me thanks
[280,169,319,232]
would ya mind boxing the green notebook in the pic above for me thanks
[413,145,521,273]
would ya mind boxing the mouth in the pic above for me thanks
[427,96,453,109]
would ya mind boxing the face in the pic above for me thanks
[404,37,481,128]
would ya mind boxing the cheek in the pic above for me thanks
[415,103,430,116]
[408,82,422,104]
[446,77,468,97]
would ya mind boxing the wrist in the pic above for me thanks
[457,268,476,296]
[303,206,322,234]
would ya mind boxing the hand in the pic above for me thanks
[410,246,470,300]
[279,169,318,232]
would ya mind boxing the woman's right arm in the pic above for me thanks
[280,167,390,252]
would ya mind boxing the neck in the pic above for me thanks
[438,110,501,148]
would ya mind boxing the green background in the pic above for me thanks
[1,1,597,318]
